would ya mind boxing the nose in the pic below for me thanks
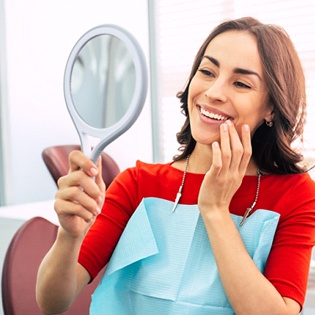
[204,79,228,103]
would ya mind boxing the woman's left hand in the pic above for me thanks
[198,121,252,216]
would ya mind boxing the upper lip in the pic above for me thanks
[197,104,234,120]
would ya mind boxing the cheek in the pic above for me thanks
[187,83,196,111]
[234,108,265,134]
[234,118,264,138]
[188,76,205,97]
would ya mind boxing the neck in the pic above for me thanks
[188,149,212,174]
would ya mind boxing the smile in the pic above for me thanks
[199,107,230,121]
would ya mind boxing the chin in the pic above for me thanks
[193,135,220,146]
[192,129,220,145]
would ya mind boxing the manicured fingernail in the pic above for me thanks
[221,123,228,131]
[226,119,233,126]
[90,168,98,176]
[95,207,101,215]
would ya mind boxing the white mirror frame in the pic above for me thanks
[64,24,148,164]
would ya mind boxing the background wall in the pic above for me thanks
[0,0,152,205]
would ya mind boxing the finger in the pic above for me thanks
[95,157,106,207]
[56,186,101,217]
[226,120,244,171]
[219,122,231,172]
[68,150,99,177]
[211,141,223,176]
[58,170,102,202]
[95,156,106,191]
[239,124,252,174]
[54,198,99,223]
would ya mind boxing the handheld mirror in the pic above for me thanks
[64,24,148,164]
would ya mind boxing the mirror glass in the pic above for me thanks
[71,35,136,129]
[64,24,148,163]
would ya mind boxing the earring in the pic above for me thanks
[265,120,273,127]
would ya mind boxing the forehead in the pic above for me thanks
[203,30,263,74]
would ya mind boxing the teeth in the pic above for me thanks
[200,108,228,121]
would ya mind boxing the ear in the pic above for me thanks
[264,105,274,122]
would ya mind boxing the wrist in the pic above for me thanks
[57,226,86,246]
[199,206,231,225]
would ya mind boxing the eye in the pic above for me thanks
[198,69,215,77]
[235,81,251,89]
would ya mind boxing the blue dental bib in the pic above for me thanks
[90,197,279,314]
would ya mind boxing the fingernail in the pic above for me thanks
[221,123,228,131]
[97,196,103,204]
[243,124,250,132]
[90,168,98,176]
[226,119,233,126]
[95,207,101,215]
[212,141,219,148]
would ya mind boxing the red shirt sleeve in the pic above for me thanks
[263,173,315,308]
[78,164,141,280]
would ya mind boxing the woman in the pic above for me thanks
[37,17,315,314]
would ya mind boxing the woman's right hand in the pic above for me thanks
[54,150,105,239]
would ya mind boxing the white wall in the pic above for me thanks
[0,0,152,205]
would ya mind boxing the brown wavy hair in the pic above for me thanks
[174,17,306,174]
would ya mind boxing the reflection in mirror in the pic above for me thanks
[71,35,136,129]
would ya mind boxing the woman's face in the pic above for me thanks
[188,30,273,146]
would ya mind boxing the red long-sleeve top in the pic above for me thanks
[79,161,315,307]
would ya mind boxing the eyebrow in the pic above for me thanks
[202,55,262,81]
